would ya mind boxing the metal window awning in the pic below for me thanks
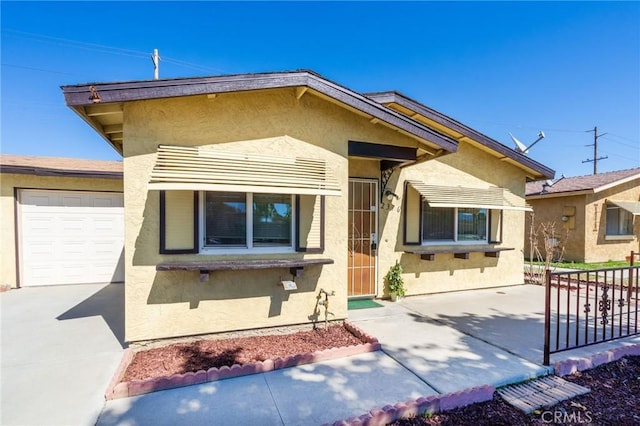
[407,181,532,211]
[608,200,640,216]
[149,145,341,196]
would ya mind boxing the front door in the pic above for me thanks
[348,179,378,297]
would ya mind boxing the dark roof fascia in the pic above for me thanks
[61,71,458,154]
[0,165,123,179]
[526,189,592,199]
[366,91,555,180]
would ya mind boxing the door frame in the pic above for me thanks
[348,177,379,298]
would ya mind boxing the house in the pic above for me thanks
[61,70,553,342]
[526,168,640,262]
[0,154,124,288]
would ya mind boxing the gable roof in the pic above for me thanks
[526,167,640,199]
[61,69,554,180]
[61,70,457,159]
[366,91,554,181]
[0,154,123,179]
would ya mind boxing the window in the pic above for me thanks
[159,190,324,254]
[422,204,488,243]
[606,204,633,236]
[204,192,293,251]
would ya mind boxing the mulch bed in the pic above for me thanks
[391,356,640,425]
[123,324,364,382]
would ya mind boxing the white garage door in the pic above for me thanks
[19,190,125,286]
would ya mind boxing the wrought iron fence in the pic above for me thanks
[543,253,639,365]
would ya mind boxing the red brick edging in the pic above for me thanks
[323,384,496,426]
[553,343,640,377]
[105,321,381,400]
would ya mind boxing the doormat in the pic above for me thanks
[497,375,590,413]
[348,299,384,310]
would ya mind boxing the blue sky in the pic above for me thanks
[2,1,639,179]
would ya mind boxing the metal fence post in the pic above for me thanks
[543,268,551,366]
[630,251,635,303]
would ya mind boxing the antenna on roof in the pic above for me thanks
[509,131,545,154]
[541,173,566,192]
[151,49,160,80]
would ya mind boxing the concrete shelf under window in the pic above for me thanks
[156,258,334,282]
[405,246,514,261]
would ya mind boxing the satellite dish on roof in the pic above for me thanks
[510,131,546,154]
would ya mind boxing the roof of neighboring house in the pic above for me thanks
[61,69,554,180]
[526,167,640,199]
[0,154,123,179]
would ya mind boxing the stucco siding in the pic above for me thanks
[376,141,530,296]
[0,173,123,288]
[122,89,423,342]
[526,195,587,262]
[527,178,640,263]
[584,181,640,262]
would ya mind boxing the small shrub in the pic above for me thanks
[385,261,405,297]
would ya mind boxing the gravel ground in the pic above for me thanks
[392,356,640,426]
[122,323,363,381]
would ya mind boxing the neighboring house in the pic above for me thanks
[526,168,640,263]
[0,154,124,288]
[61,70,554,342]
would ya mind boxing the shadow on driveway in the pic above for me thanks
[57,282,127,348]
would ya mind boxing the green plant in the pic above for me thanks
[385,261,405,297]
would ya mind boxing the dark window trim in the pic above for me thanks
[159,190,199,254]
[160,190,323,254]
[295,195,325,253]
[403,181,422,245]
[489,209,503,244]
[421,205,490,244]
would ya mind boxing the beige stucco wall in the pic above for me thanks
[584,180,640,262]
[527,178,640,263]
[375,141,530,296]
[121,88,534,342]
[122,89,421,342]
[0,173,123,288]
[526,195,587,262]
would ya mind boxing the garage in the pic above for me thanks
[18,189,124,286]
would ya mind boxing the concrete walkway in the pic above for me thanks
[1,283,126,426]
[96,284,640,425]
[4,283,640,425]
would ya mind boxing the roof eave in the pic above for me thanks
[526,189,592,200]
[62,71,459,156]
[0,164,123,179]
[366,91,555,180]
[593,173,640,193]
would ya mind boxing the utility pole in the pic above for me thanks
[582,126,608,174]
[151,49,160,80]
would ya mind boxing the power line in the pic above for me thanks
[607,132,639,144]
[0,63,76,75]
[601,134,639,148]
[3,29,149,57]
[2,28,225,75]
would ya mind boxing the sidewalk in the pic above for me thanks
[96,284,640,426]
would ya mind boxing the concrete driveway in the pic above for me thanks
[1,283,126,426]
